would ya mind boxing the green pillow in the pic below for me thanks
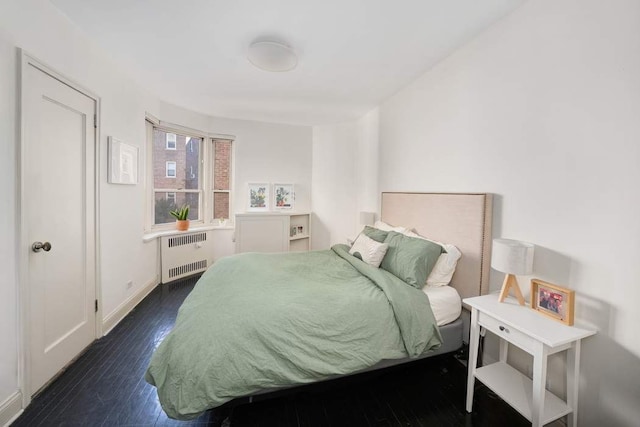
[380,231,444,288]
[361,225,388,243]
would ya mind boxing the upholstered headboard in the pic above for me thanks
[381,192,493,300]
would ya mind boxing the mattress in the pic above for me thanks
[423,284,462,326]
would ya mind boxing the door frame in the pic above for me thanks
[17,50,102,407]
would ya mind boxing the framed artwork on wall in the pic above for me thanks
[531,279,575,325]
[273,183,294,209]
[247,183,270,211]
[108,137,138,185]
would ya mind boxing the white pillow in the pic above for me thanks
[373,220,408,233]
[349,233,389,268]
[403,230,462,287]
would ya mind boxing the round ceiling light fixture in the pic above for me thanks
[247,41,298,72]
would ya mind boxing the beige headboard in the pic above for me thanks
[381,192,493,300]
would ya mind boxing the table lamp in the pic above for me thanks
[491,238,534,305]
[359,212,375,227]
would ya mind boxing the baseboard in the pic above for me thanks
[102,276,159,335]
[0,391,23,427]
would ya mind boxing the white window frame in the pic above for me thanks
[166,133,177,150]
[165,161,177,178]
[145,117,235,231]
[211,139,233,221]
[166,192,176,204]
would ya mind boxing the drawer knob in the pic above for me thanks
[499,325,510,333]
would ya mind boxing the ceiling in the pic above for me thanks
[51,0,525,126]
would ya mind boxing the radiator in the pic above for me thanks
[160,231,214,283]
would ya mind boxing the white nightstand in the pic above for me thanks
[464,294,595,427]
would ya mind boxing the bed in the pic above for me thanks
[145,192,493,420]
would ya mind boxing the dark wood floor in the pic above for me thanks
[13,275,543,427]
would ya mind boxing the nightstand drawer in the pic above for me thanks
[478,311,535,353]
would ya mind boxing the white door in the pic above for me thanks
[23,62,97,395]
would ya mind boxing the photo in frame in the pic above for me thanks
[273,183,294,209]
[108,137,138,185]
[530,279,575,325]
[247,183,270,211]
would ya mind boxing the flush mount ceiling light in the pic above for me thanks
[247,41,298,72]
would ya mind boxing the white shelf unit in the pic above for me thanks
[288,213,310,252]
[235,212,311,253]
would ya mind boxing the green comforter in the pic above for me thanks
[145,244,442,419]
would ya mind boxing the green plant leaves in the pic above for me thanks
[169,205,190,221]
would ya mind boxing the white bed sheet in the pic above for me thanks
[423,285,462,326]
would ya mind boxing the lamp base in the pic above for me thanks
[498,274,525,305]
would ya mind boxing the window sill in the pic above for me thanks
[142,224,234,243]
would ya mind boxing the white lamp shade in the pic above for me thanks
[359,212,375,226]
[491,238,534,275]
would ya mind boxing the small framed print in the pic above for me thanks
[247,183,270,211]
[108,137,138,185]
[531,279,575,325]
[273,183,294,209]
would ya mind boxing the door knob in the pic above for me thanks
[32,241,52,252]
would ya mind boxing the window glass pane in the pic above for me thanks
[166,161,176,177]
[214,140,231,190]
[153,129,201,189]
[213,192,229,220]
[154,192,177,225]
[184,193,200,221]
[166,133,177,149]
[154,192,200,224]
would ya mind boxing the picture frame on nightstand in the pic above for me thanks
[531,279,575,325]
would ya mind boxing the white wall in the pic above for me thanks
[355,109,381,216]
[375,0,640,424]
[311,110,381,249]
[0,0,313,413]
[311,122,359,249]
[0,32,19,405]
[156,102,312,216]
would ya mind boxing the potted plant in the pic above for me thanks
[170,205,190,231]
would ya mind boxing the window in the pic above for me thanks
[146,120,233,228]
[165,161,177,178]
[153,129,201,225]
[166,133,177,150]
[212,139,232,220]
